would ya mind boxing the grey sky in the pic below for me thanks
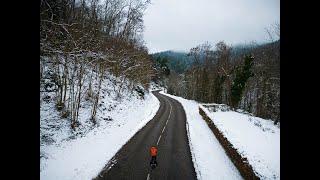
[143,0,280,53]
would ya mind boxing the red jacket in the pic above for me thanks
[150,146,157,157]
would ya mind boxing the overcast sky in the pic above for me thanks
[143,0,280,53]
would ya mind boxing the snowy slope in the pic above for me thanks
[200,104,280,179]
[160,91,242,180]
[40,79,160,180]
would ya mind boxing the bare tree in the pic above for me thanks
[41,0,154,130]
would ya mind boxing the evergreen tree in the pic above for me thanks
[155,56,170,76]
[231,55,254,108]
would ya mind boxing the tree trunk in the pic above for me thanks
[91,63,104,124]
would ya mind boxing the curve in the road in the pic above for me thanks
[94,90,197,180]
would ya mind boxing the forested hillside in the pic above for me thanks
[152,50,192,73]
[40,0,154,129]
[40,1,164,178]
[154,40,280,123]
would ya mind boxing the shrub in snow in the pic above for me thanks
[43,95,51,102]
[61,110,69,118]
[202,104,231,112]
[55,102,64,111]
[135,85,145,98]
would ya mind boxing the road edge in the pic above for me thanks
[159,91,201,180]
[93,91,161,179]
[198,106,260,180]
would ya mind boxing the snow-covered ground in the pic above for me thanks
[160,91,243,180]
[40,79,160,180]
[200,104,280,179]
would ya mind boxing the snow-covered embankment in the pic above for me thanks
[200,104,280,179]
[40,89,160,180]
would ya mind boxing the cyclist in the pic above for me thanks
[150,146,158,169]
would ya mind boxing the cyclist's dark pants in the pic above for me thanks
[150,156,157,168]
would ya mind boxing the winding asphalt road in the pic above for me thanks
[94,90,197,180]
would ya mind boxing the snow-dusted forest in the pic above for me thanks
[40,0,279,179]
[40,0,154,128]
[40,0,157,178]
[154,39,280,124]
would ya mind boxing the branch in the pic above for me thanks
[221,67,230,77]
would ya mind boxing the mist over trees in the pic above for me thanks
[153,38,280,123]
[152,51,192,73]
[40,0,154,129]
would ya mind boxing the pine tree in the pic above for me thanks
[231,55,254,108]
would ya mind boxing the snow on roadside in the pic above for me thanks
[40,90,160,180]
[160,91,242,180]
[200,104,280,179]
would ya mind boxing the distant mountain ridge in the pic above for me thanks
[151,40,280,74]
